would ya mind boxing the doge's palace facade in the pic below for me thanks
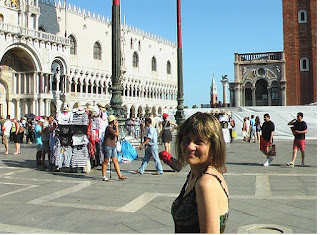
[0,0,177,118]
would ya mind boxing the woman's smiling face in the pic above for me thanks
[180,131,211,166]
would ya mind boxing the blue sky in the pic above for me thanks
[66,0,283,107]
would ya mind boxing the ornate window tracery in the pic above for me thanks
[69,35,77,55]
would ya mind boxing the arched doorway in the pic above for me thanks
[255,79,268,106]
[1,47,37,116]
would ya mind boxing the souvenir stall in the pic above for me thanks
[51,106,90,172]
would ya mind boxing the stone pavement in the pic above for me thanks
[0,139,317,233]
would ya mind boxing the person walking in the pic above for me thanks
[135,117,163,175]
[260,113,275,166]
[255,116,261,143]
[171,112,229,233]
[228,113,235,143]
[35,119,44,168]
[2,115,12,155]
[286,112,308,167]
[248,115,257,143]
[101,115,127,181]
[160,113,177,154]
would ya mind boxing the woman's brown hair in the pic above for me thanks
[175,112,226,173]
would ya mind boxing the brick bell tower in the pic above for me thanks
[282,0,317,105]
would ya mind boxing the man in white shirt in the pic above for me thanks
[3,115,12,155]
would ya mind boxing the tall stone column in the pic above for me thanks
[221,76,228,107]
[174,0,185,125]
[110,0,127,132]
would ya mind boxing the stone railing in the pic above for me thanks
[236,52,283,62]
[27,4,41,14]
[0,22,70,46]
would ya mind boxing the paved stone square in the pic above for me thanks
[0,139,317,233]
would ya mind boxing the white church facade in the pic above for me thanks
[0,0,178,119]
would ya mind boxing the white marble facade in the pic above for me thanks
[0,0,178,118]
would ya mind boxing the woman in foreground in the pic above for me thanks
[171,112,229,233]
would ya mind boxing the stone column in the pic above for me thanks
[46,99,51,116]
[252,87,256,106]
[56,74,60,92]
[39,98,44,116]
[9,99,14,117]
[32,99,36,115]
[39,72,43,93]
[268,87,272,106]
[24,74,27,94]
[16,73,20,94]
[234,86,240,107]
[280,85,286,106]
[15,99,21,119]
[221,77,228,107]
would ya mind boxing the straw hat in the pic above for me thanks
[97,102,107,111]
[86,104,93,111]
[108,115,116,123]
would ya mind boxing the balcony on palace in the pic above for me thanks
[0,22,70,46]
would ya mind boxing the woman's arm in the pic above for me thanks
[114,120,119,137]
[195,176,221,233]
[15,122,19,134]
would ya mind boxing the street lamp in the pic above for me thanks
[174,0,185,125]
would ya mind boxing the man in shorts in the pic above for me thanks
[286,112,308,167]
